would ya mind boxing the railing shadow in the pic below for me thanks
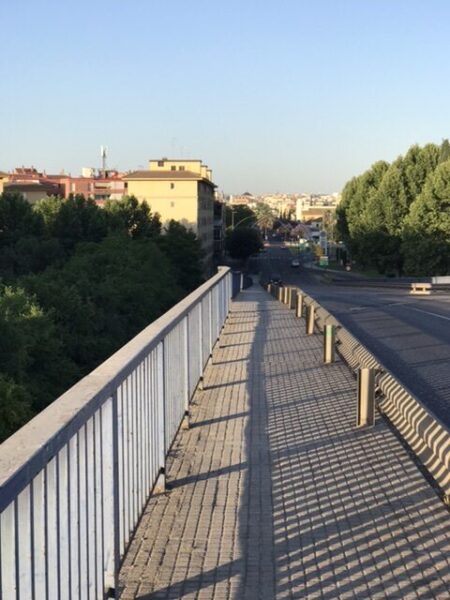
[130,285,450,598]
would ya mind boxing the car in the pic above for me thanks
[291,259,300,268]
[269,273,283,285]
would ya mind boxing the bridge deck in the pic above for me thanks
[119,286,450,599]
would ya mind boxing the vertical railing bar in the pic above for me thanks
[138,365,143,514]
[184,317,190,425]
[67,444,72,600]
[209,292,213,355]
[99,409,105,599]
[111,389,120,596]
[84,423,90,598]
[13,498,19,600]
[30,480,35,600]
[76,430,81,597]
[56,452,61,600]
[124,376,131,548]
[133,369,139,527]
[44,462,49,600]
[93,415,99,600]
[118,385,125,557]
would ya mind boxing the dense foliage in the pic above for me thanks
[226,226,263,259]
[0,193,204,441]
[336,140,450,275]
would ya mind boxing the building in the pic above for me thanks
[1,167,126,204]
[296,193,340,222]
[3,181,61,203]
[124,159,216,272]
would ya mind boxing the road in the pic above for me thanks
[258,243,450,428]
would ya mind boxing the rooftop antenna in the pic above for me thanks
[100,145,108,177]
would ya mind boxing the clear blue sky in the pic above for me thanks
[2,0,450,194]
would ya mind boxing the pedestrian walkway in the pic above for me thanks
[119,285,450,599]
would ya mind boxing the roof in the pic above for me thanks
[125,170,216,187]
[4,182,60,193]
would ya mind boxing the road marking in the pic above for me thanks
[408,306,450,322]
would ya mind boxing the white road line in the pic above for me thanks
[408,306,450,322]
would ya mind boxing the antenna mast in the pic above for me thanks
[100,145,107,177]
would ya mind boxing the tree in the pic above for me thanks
[157,220,204,292]
[254,203,275,236]
[226,227,263,260]
[104,196,161,238]
[45,194,108,253]
[402,160,450,275]
[225,205,256,229]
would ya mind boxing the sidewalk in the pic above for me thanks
[119,286,450,599]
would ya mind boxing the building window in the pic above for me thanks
[170,201,175,207]
[170,183,175,189]
[158,160,164,167]
[179,166,185,171]
[171,166,176,171]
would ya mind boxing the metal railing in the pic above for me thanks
[267,283,450,502]
[0,266,232,600]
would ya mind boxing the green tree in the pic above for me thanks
[157,220,204,292]
[402,160,450,275]
[439,139,450,163]
[254,203,275,236]
[226,227,262,260]
[104,196,161,238]
[45,194,108,253]
[225,205,256,229]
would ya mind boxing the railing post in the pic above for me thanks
[198,302,204,390]
[154,341,166,493]
[323,325,335,363]
[306,304,315,335]
[289,289,296,309]
[357,368,375,427]
[296,292,303,318]
[111,390,120,596]
[182,317,190,430]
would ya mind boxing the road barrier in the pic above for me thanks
[0,267,232,599]
[268,285,450,502]
[410,282,432,295]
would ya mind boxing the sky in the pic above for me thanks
[2,0,450,194]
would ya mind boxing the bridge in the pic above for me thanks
[1,264,450,598]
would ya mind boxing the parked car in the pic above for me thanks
[291,259,300,268]
[269,273,283,285]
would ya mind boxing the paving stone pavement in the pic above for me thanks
[119,285,450,599]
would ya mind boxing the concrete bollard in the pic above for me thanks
[323,325,335,363]
[284,287,290,304]
[357,368,375,427]
[278,286,284,302]
[289,289,297,309]
[296,293,304,318]
[306,304,315,335]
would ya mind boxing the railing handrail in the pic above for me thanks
[0,266,230,507]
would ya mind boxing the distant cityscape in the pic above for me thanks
[0,155,342,274]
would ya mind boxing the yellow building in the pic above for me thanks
[125,159,216,272]
[0,172,8,194]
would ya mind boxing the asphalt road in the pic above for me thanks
[257,243,450,428]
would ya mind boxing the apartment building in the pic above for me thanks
[125,159,216,272]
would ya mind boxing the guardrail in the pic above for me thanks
[0,266,232,600]
[267,283,450,502]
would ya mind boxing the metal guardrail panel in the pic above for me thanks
[269,281,450,501]
[0,267,232,599]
